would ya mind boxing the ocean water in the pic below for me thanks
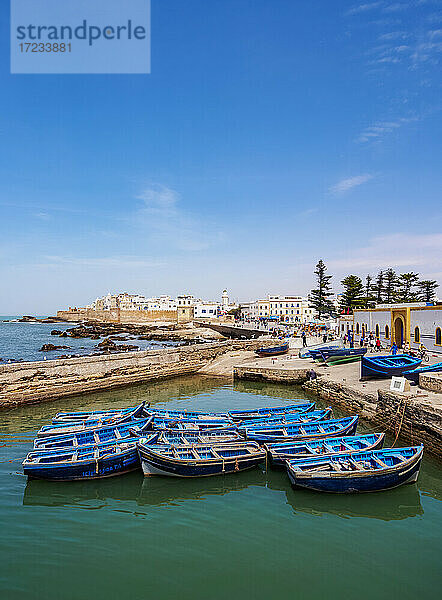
[0,317,176,362]
[0,376,441,600]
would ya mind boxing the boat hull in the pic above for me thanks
[138,444,265,478]
[23,448,140,481]
[287,454,422,493]
[255,343,289,358]
[361,354,422,380]
[244,417,358,443]
[267,433,385,469]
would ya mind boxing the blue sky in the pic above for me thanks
[1,0,441,313]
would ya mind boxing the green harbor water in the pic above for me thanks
[0,376,441,600]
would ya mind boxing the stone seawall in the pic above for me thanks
[234,363,442,458]
[0,340,265,410]
[303,378,442,457]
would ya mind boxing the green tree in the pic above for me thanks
[340,275,365,313]
[383,268,398,303]
[373,270,384,304]
[397,272,420,303]
[309,260,335,318]
[364,274,375,308]
[417,280,439,302]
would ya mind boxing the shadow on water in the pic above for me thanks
[23,465,429,521]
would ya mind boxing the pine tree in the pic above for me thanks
[417,280,439,302]
[397,272,420,303]
[373,270,384,304]
[383,268,398,303]
[309,260,335,318]
[364,274,375,308]
[340,275,365,313]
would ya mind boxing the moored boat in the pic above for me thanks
[23,433,159,481]
[403,361,442,384]
[286,445,424,493]
[265,433,385,468]
[150,416,233,430]
[137,441,266,477]
[53,405,228,424]
[255,342,289,358]
[228,402,314,421]
[361,354,422,380]
[241,416,359,443]
[38,402,148,437]
[155,429,243,445]
[33,417,153,451]
[237,408,333,434]
[299,340,343,359]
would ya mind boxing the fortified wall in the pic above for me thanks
[0,340,268,410]
[57,308,178,323]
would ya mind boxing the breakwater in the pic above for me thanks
[0,340,268,410]
[234,364,442,458]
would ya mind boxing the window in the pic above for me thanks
[356,323,360,334]
[414,327,420,343]
[436,327,441,346]
[375,324,379,338]
[385,325,389,339]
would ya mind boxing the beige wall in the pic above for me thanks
[57,308,177,323]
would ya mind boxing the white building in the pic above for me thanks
[194,301,220,319]
[349,303,442,353]
[247,295,314,324]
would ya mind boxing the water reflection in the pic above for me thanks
[23,466,426,521]
[284,484,424,521]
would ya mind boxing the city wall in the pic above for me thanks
[56,308,177,323]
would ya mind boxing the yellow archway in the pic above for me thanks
[393,316,405,348]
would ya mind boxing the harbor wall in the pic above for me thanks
[234,366,442,457]
[0,340,267,410]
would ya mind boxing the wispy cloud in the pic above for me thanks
[357,116,418,143]
[330,174,374,195]
[42,256,164,269]
[328,233,442,271]
[345,2,383,16]
[133,184,223,252]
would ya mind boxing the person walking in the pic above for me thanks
[391,342,398,356]
[301,331,307,347]
[375,338,381,352]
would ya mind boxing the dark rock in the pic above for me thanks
[51,330,63,335]
[59,332,68,338]
[39,344,70,352]
[97,338,117,349]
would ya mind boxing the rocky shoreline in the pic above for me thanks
[1,317,226,363]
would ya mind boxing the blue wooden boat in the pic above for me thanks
[33,417,154,451]
[23,433,159,481]
[312,348,367,362]
[137,441,266,477]
[255,342,289,357]
[37,402,148,437]
[228,402,314,421]
[52,405,228,424]
[150,416,233,429]
[154,429,243,445]
[237,408,333,434]
[403,361,442,384]
[241,416,359,443]
[265,433,385,468]
[299,342,343,359]
[361,354,422,379]
[286,445,424,493]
